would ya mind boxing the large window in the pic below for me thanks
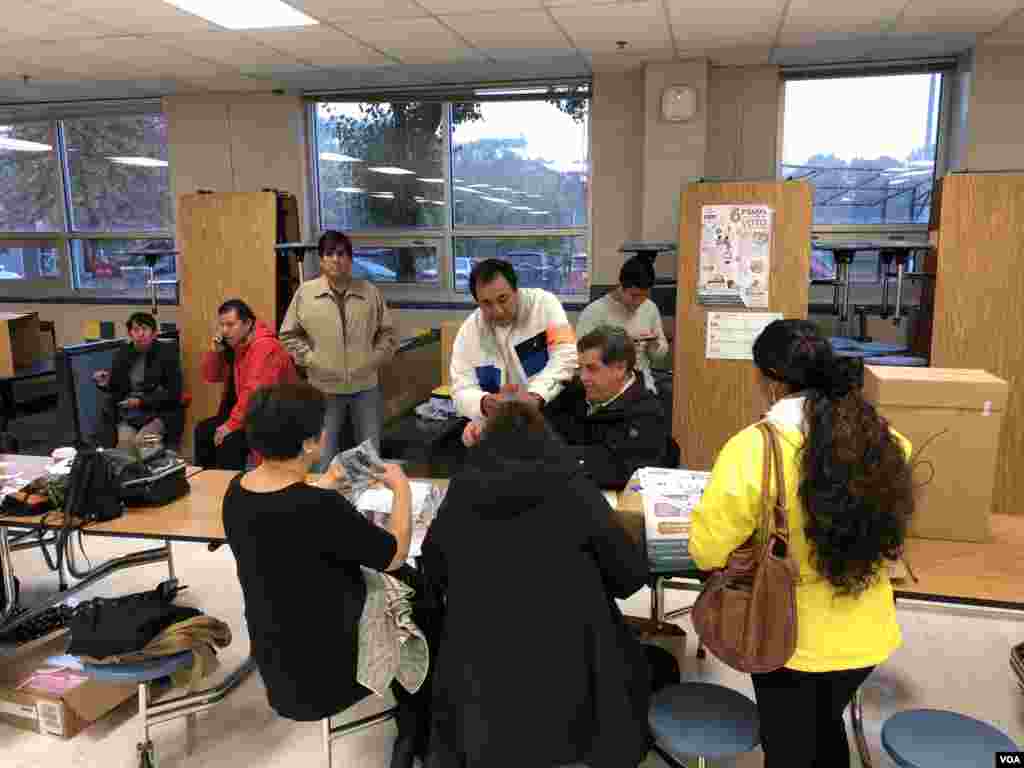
[782,72,943,227]
[314,87,590,298]
[0,111,174,301]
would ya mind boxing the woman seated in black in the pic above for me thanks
[420,398,651,768]
[222,382,424,766]
[92,312,183,451]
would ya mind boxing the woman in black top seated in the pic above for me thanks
[93,312,183,451]
[222,382,423,765]
[420,399,651,768]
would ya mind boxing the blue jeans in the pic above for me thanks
[320,387,382,472]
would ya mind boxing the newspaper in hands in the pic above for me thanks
[328,439,387,503]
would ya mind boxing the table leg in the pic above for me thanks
[0,526,19,620]
[0,382,13,434]
[850,686,873,768]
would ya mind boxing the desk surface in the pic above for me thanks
[616,481,1024,609]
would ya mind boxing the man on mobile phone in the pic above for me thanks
[194,299,297,469]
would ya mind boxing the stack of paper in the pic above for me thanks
[637,467,710,573]
[356,481,446,559]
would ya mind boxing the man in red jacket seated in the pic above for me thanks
[195,299,297,469]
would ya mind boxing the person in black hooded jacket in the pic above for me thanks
[420,398,651,768]
[543,325,673,489]
[92,312,183,450]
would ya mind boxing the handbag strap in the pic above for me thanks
[756,422,789,540]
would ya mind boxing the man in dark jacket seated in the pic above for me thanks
[93,312,183,451]
[544,325,673,489]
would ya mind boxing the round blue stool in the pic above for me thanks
[53,652,196,768]
[649,682,760,768]
[882,709,1019,768]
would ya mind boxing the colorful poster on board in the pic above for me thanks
[697,204,773,308]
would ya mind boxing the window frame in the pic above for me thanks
[0,109,175,304]
[309,92,592,306]
[781,62,954,244]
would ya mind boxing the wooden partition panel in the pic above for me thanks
[178,192,279,458]
[673,181,812,470]
[929,174,1024,517]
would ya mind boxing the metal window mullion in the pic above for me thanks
[444,102,455,291]
[308,102,323,238]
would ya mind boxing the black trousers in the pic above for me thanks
[193,415,250,470]
[751,665,874,768]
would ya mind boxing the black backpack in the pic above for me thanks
[62,448,123,523]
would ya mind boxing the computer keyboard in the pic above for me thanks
[0,603,73,648]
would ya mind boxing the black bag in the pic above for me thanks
[67,581,200,659]
[103,450,190,507]
[62,448,123,523]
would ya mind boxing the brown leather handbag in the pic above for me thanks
[690,421,799,674]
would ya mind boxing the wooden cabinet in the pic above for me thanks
[177,191,300,457]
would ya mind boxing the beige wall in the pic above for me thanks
[706,65,781,180]
[966,44,1024,170]
[164,92,311,234]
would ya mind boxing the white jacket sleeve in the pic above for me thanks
[649,308,671,366]
[450,318,487,420]
[526,292,578,405]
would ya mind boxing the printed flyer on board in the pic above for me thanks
[698,204,773,308]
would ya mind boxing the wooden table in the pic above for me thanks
[614,481,1024,611]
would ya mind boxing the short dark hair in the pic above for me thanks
[318,230,353,259]
[218,299,255,323]
[619,257,655,290]
[245,382,326,460]
[469,258,518,300]
[126,312,157,333]
[578,326,636,370]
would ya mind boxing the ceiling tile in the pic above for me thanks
[897,0,1020,35]
[75,36,232,80]
[551,0,672,52]
[283,0,428,22]
[340,17,486,64]
[779,0,907,46]
[706,44,774,64]
[245,25,395,67]
[155,31,316,75]
[985,8,1024,43]
[420,0,543,12]
[0,53,77,81]
[0,0,115,41]
[0,40,119,77]
[442,10,572,53]
[668,0,785,47]
[65,0,224,34]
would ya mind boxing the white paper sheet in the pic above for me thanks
[706,311,783,360]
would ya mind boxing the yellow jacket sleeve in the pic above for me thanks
[688,427,764,571]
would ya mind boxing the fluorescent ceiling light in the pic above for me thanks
[490,187,515,193]
[108,156,168,167]
[320,152,362,163]
[417,177,444,184]
[336,187,366,193]
[889,179,908,185]
[423,200,444,206]
[475,87,548,97]
[370,192,395,198]
[467,183,490,188]
[510,206,532,211]
[527,211,550,215]
[161,0,318,30]
[454,186,479,193]
[368,166,415,175]
[453,178,464,182]
[481,196,511,204]
[0,137,52,152]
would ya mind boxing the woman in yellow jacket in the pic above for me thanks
[689,319,914,768]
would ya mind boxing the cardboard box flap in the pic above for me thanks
[863,367,1009,411]
[62,678,136,722]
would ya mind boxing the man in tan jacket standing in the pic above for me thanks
[280,230,397,469]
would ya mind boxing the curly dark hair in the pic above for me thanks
[753,320,914,596]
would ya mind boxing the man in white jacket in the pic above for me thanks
[451,259,578,445]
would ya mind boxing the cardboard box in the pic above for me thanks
[0,312,45,377]
[863,366,1009,542]
[0,634,136,739]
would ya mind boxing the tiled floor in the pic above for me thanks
[3,531,1024,767]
